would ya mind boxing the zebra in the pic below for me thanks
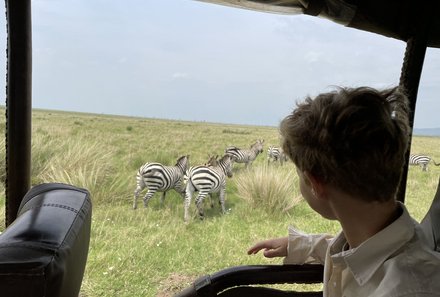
[225,139,264,168]
[133,155,190,209]
[183,154,234,222]
[409,154,440,171]
[267,145,288,165]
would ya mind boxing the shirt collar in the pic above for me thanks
[330,202,416,286]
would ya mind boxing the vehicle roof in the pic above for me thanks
[198,0,440,48]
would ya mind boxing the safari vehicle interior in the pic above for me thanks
[1,0,439,296]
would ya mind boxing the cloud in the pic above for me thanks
[304,51,322,63]
[172,72,189,79]
[117,57,127,64]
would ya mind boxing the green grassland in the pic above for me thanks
[0,109,439,296]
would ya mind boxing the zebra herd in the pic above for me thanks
[133,148,439,222]
[133,139,266,222]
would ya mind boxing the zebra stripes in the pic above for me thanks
[184,154,234,222]
[225,139,264,168]
[267,146,288,165]
[133,155,190,209]
[409,154,440,171]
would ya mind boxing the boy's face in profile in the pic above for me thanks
[295,167,335,220]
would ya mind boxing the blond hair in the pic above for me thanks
[280,87,410,202]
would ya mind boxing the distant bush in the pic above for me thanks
[222,129,251,135]
[126,126,133,131]
[234,164,302,215]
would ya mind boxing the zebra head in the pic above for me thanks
[219,154,234,178]
[205,154,219,167]
[176,155,190,172]
[252,139,264,154]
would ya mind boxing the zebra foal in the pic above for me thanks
[409,154,440,171]
[184,154,234,222]
[225,139,264,168]
[133,155,190,209]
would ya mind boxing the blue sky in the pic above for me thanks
[1,1,439,128]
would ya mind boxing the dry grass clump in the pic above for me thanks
[234,163,302,214]
[33,135,116,203]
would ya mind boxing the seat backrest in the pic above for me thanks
[420,177,440,252]
[0,183,92,297]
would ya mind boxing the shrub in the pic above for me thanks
[222,129,251,135]
[234,164,302,215]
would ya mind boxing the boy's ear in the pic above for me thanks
[304,171,327,199]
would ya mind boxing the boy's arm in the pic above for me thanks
[247,227,333,264]
[283,226,333,265]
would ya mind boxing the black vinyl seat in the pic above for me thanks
[0,183,92,297]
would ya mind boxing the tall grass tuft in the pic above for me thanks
[34,136,116,203]
[234,164,302,215]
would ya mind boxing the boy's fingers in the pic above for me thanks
[263,247,281,258]
[247,241,272,255]
[247,245,265,255]
[263,250,276,258]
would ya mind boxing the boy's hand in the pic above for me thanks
[247,237,288,258]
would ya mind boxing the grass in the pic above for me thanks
[234,164,302,214]
[0,108,439,296]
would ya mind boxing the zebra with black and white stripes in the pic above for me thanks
[184,154,234,222]
[409,154,440,171]
[267,145,288,165]
[133,155,190,209]
[225,139,264,168]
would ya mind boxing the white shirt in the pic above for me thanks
[284,203,440,297]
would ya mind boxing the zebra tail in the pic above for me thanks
[183,170,190,185]
[136,169,146,189]
[433,159,440,166]
[183,167,194,186]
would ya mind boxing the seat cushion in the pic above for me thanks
[0,183,92,297]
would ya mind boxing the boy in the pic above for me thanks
[248,87,440,296]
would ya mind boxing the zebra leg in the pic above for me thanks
[133,185,143,210]
[160,191,167,205]
[142,189,156,208]
[195,193,208,220]
[219,187,227,215]
[208,193,214,208]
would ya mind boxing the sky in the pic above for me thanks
[1,0,439,128]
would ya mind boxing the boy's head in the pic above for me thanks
[280,86,410,202]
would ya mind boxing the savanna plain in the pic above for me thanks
[0,108,439,297]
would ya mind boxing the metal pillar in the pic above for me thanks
[4,0,32,226]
